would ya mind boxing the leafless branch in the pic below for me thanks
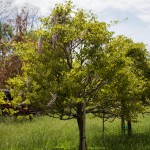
[47,93,57,107]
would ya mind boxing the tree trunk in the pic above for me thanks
[121,116,125,135]
[82,99,86,150]
[127,120,132,137]
[77,103,87,150]
[121,100,126,135]
[102,113,105,144]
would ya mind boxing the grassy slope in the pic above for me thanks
[0,115,150,150]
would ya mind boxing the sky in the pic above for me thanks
[14,0,150,50]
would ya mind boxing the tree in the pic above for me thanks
[95,35,149,137]
[9,1,124,150]
[8,1,150,149]
[125,38,150,136]
[0,0,14,20]
[0,4,40,88]
[0,21,16,88]
[10,4,40,42]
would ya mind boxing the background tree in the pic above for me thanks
[0,0,14,20]
[0,3,40,89]
[95,36,149,137]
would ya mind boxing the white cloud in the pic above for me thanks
[70,0,150,24]
[14,0,150,24]
[13,0,150,50]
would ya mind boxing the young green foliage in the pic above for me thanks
[8,0,150,149]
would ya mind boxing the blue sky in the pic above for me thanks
[15,0,150,50]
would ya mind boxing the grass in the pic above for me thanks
[0,115,150,150]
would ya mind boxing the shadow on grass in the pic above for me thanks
[103,132,150,150]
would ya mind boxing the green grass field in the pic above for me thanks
[0,115,150,150]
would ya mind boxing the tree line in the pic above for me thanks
[0,1,150,150]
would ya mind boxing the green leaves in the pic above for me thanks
[7,1,150,124]
[0,91,6,105]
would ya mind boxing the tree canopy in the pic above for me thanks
[1,1,150,150]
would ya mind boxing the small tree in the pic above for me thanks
[95,36,149,137]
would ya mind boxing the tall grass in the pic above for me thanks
[0,115,150,150]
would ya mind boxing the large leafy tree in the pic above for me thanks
[8,1,150,149]
[9,1,125,150]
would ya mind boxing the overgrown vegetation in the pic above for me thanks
[1,115,150,150]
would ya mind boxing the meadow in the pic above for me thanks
[0,115,150,150]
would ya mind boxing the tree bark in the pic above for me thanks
[77,103,87,150]
[82,100,86,150]
[121,116,125,135]
[121,100,126,135]
[127,120,132,137]
[102,113,105,144]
